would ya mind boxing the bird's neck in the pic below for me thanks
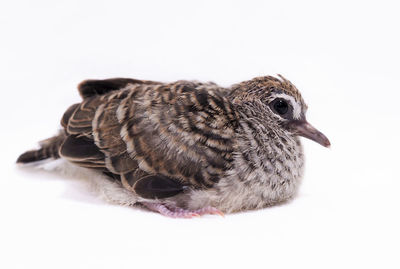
[234,108,304,176]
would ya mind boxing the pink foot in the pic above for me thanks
[141,202,224,218]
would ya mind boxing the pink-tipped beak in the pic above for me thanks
[290,120,330,147]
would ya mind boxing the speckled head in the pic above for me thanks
[231,75,330,147]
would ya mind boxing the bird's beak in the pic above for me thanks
[289,120,330,147]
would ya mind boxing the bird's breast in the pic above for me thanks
[180,136,304,213]
[195,133,304,212]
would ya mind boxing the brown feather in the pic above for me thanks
[59,79,238,197]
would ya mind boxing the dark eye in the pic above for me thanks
[272,99,289,115]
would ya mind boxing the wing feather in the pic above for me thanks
[60,79,237,199]
[78,78,161,99]
[118,82,237,189]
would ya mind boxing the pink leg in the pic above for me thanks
[141,202,224,218]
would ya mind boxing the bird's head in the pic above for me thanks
[231,75,330,147]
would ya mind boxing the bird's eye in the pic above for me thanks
[272,99,289,115]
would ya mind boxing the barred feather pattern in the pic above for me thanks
[19,75,308,213]
[60,81,238,189]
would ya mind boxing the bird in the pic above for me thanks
[17,75,330,218]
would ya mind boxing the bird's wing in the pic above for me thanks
[60,80,238,199]
[60,88,139,173]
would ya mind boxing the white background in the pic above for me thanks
[1,0,399,268]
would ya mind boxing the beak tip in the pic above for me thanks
[324,141,331,148]
[320,135,331,148]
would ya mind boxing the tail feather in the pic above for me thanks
[17,132,66,164]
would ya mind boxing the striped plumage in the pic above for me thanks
[17,75,330,217]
